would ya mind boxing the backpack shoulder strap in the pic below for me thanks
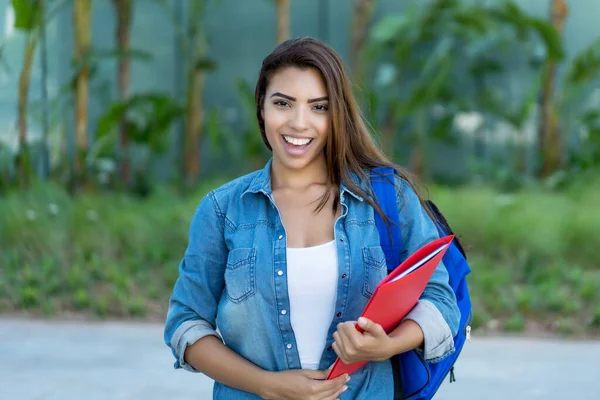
[370,167,406,400]
[369,167,403,271]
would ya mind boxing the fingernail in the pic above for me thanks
[343,385,348,392]
[346,374,351,382]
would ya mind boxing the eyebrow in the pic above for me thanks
[270,92,329,103]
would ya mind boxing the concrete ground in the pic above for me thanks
[1,318,599,399]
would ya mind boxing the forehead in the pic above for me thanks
[266,66,328,98]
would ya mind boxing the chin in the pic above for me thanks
[275,154,313,171]
[276,150,326,172]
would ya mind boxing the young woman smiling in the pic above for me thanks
[164,37,460,400]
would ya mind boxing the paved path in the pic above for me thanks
[1,318,599,399]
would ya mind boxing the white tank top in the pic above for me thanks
[286,240,338,370]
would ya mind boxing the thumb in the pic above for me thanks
[304,369,328,380]
[358,317,385,336]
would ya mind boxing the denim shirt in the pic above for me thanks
[164,159,460,399]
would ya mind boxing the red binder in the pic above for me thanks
[326,235,454,380]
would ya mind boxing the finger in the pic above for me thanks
[303,369,329,380]
[333,381,350,399]
[331,340,347,363]
[318,378,349,400]
[337,322,361,349]
[318,373,350,394]
[358,317,385,337]
[332,330,350,362]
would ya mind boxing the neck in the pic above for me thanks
[271,155,329,191]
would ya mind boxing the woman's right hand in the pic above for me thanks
[261,368,350,400]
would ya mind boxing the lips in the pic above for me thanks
[280,134,315,156]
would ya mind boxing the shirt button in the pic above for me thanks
[277,270,283,276]
[341,273,347,278]
[336,312,342,318]
[286,344,292,349]
[278,235,283,240]
[339,238,344,242]
[281,310,287,315]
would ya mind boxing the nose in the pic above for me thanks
[288,106,309,132]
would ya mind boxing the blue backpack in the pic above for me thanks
[370,167,473,400]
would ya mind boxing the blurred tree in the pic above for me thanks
[93,92,185,193]
[350,0,376,84]
[181,0,216,185]
[13,0,44,186]
[206,78,271,173]
[538,0,568,178]
[274,0,290,45]
[73,0,92,182]
[560,37,600,169]
[365,0,564,179]
[112,0,133,185]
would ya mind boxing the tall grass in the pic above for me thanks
[1,174,599,335]
[430,175,600,335]
[431,180,600,267]
[0,179,223,319]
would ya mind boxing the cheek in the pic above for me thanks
[315,115,330,137]
[263,108,285,135]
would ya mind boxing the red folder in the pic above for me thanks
[326,235,454,380]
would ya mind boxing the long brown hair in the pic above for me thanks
[255,37,433,226]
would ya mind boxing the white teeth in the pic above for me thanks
[283,135,312,146]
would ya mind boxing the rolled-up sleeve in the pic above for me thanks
[164,191,228,372]
[395,177,460,362]
[171,320,223,372]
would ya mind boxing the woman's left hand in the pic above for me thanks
[332,317,394,364]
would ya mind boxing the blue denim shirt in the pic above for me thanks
[164,159,460,399]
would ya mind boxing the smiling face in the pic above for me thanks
[262,66,330,173]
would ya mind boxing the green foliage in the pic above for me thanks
[559,38,600,169]
[95,92,184,154]
[2,175,599,336]
[429,175,600,335]
[590,308,600,328]
[0,178,225,319]
[363,0,566,178]
[12,0,43,31]
[489,1,564,61]
[504,313,526,332]
[206,79,270,171]
[431,177,600,264]
[70,48,154,76]
[565,38,600,85]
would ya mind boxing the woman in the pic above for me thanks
[164,37,460,399]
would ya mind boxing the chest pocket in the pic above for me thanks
[362,246,387,299]
[225,248,256,303]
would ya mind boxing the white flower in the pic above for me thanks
[454,112,484,136]
[25,210,37,220]
[48,203,59,215]
[86,210,98,221]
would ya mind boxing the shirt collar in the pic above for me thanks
[241,158,365,202]
[241,158,274,198]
